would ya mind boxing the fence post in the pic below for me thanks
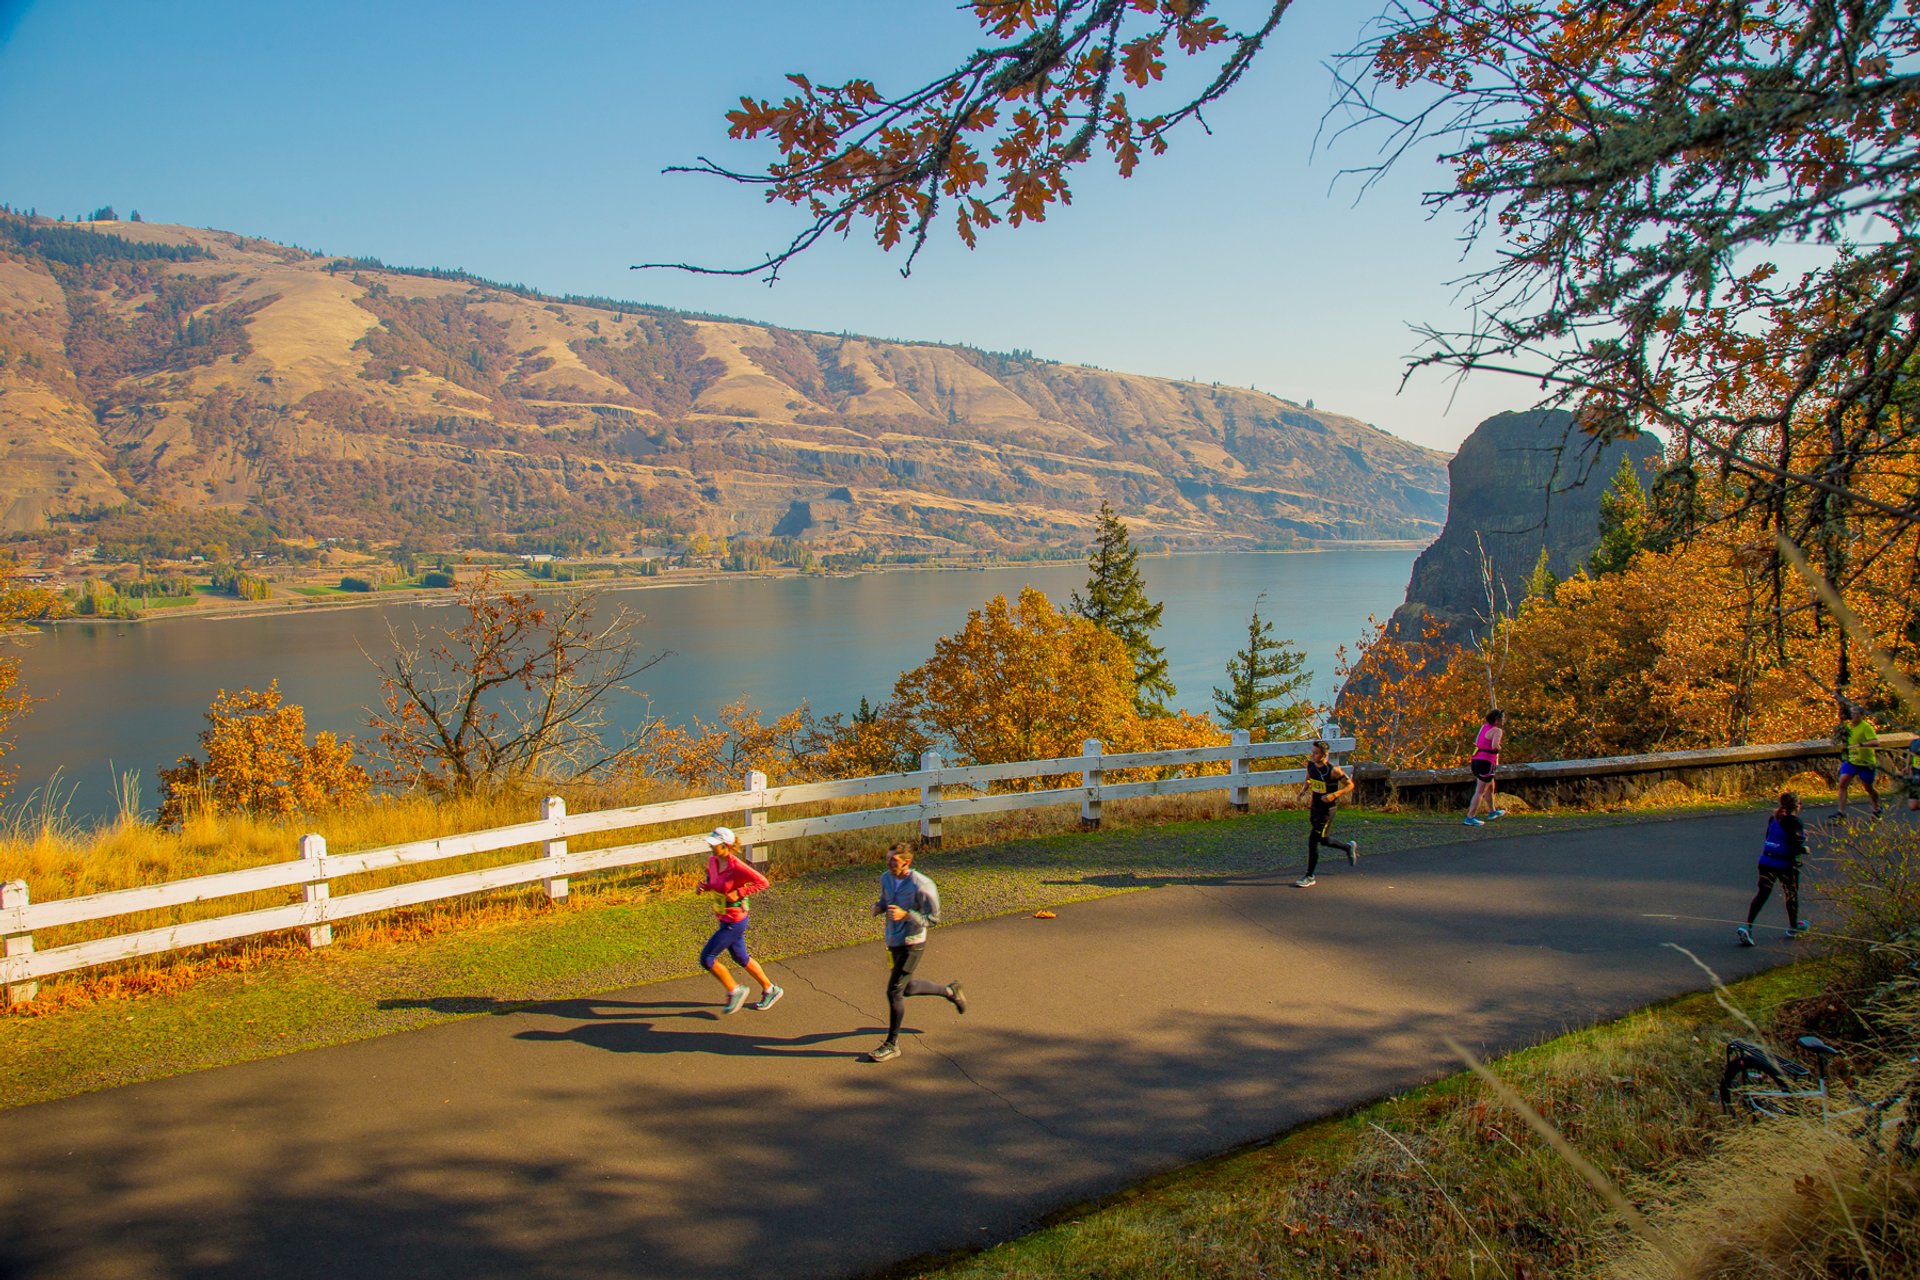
[300,833,332,948]
[1081,739,1104,830]
[743,769,769,866]
[1230,728,1251,813]
[919,751,943,849]
[2,880,35,1007]
[542,796,569,902]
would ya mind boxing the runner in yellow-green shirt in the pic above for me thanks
[1838,703,1883,820]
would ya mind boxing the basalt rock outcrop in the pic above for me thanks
[1390,408,1664,637]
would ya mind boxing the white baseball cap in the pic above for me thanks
[703,826,736,847]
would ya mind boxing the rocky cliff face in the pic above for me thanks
[0,214,1449,551]
[1392,409,1664,634]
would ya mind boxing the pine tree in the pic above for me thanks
[1588,454,1650,577]
[1523,546,1558,600]
[1212,600,1314,739]
[1070,502,1173,714]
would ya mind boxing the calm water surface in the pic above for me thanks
[5,549,1417,821]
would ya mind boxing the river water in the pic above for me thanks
[3,549,1418,822]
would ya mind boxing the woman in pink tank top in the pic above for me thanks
[1465,709,1505,826]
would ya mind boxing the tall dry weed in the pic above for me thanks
[1601,1063,1920,1280]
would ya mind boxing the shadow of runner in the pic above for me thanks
[515,1022,877,1058]
[1045,870,1285,889]
[376,996,712,1018]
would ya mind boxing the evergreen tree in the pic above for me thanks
[1523,546,1558,600]
[1070,502,1173,714]
[1587,454,1650,577]
[1212,600,1314,740]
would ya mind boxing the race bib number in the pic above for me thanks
[1309,779,1327,794]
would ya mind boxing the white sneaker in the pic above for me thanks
[1294,875,1317,888]
[1346,840,1359,867]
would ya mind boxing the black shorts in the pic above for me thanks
[1310,805,1336,839]
[1470,758,1497,781]
[888,943,924,979]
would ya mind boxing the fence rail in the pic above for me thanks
[0,731,1347,1003]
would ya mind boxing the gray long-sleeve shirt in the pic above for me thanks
[875,868,940,947]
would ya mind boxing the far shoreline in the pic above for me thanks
[30,540,1432,629]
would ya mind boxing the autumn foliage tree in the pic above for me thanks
[894,587,1139,767]
[1495,540,1906,759]
[157,682,371,826]
[635,696,832,791]
[888,586,1221,774]
[369,575,667,794]
[651,0,1291,278]
[1333,612,1484,770]
[1336,514,1916,769]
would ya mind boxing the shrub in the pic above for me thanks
[338,576,374,593]
[157,682,372,826]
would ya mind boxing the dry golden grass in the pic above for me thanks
[1602,1061,1920,1280]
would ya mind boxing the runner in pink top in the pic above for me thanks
[697,826,783,1015]
[1465,709,1505,826]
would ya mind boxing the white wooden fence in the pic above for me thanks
[0,731,1348,1004]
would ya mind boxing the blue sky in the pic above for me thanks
[0,0,1524,452]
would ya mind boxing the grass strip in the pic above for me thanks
[906,963,1826,1280]
[0,803,1716,1109]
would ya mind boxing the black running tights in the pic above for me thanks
[1306,812,1352,877]
[886,943,949,1040]
[1747,865,1799,927]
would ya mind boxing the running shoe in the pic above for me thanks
[1489,808,1507,820]
[1736,925,1754,947]
[753,984,784,1011]
[1786,921,1810,939]
[1294,875,1317,888]
[723,987,749,1015]
[1347,839,1359,867]
[1463,816,1485,827]
[866,1041,901,1062]
[946,981,967,1015]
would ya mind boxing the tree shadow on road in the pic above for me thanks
[0,1006,1523,1280]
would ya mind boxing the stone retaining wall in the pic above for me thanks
[1349,735,1916,811]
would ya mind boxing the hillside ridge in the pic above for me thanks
[0,213,1449,554]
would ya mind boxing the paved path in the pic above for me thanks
[0,812,1817,1280]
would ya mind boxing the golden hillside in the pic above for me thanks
[0,214,1448,551]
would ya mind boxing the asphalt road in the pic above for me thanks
[0,811,1819,1280]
